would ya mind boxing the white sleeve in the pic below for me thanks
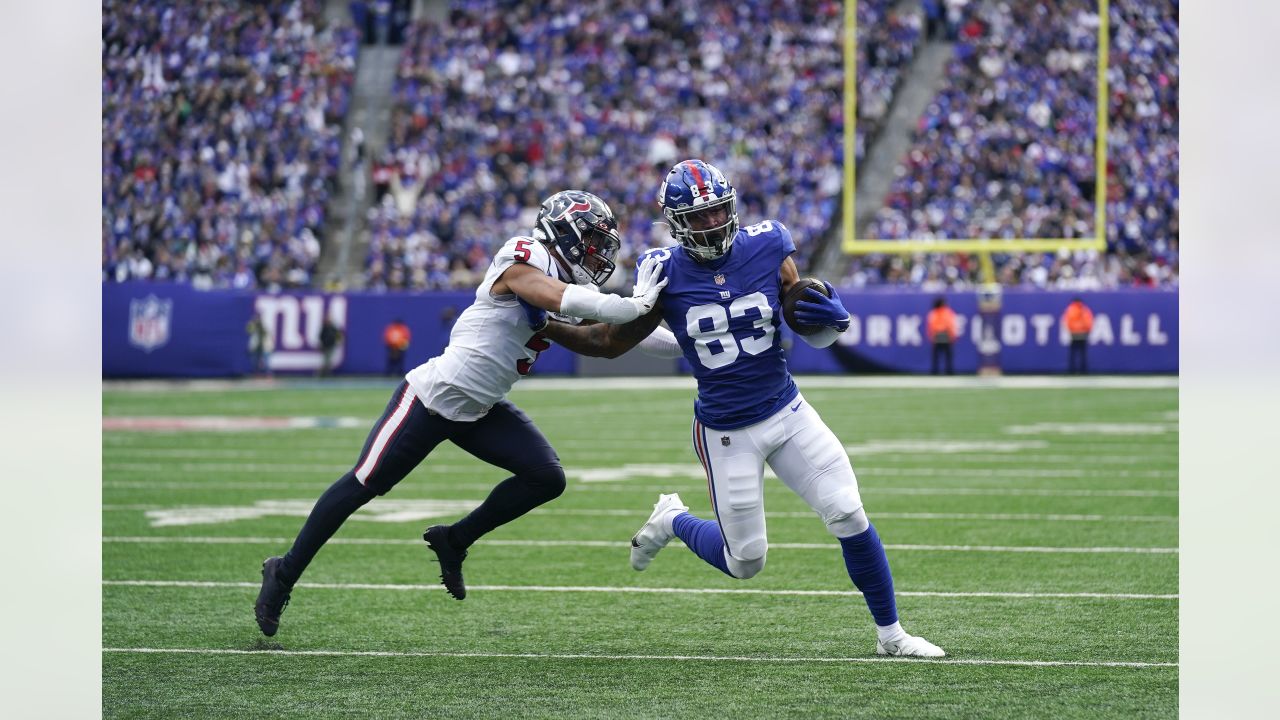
[559,283,644,324]
[797,326,842,348]
[637,325,682,358]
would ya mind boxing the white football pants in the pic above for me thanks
[691,392,866,577]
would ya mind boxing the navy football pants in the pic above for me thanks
[278,382,564,585]
[351,382,561,496]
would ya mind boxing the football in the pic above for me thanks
[782,277,831,335]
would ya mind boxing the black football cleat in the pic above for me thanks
[254,556,293,636]
[423,525,468,600]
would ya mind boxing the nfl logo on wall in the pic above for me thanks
[129,295,172,353]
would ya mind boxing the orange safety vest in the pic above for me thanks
[926,307,957,343]
[384,324,411,350]
[1063,302,1094,337]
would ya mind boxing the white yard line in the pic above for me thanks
[856,467,1177,479]
[105,463,354,473]
[102,579,1178,601]
[101,646,1177,669]
[100,505,1178,523]
[860,487,1177,498]
[101,462,1177,479]
[102,536,1178,554]
[101,448,1175,466]
[103,376,1178,393]
[102,480,1179,498]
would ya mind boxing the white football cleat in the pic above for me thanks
[876,634,946,658]
[630,493,689,571]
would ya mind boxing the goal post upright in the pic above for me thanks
[839,0,1110,261]
[1093,0,1111,251]
[842,0,857,254]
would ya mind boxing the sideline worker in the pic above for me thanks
[1062,297,1094,374]
[926,297,958,375]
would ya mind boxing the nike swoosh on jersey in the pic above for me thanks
[790,401,803,412]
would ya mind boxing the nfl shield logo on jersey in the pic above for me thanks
[129,295,172,353]
[721,436,731,446]
[713,273,726,285]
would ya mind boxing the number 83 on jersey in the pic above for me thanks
[685,292,774,370]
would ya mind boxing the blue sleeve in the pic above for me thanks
[635,246,676,284]
[750,220,793,268]
[773,220,796,260]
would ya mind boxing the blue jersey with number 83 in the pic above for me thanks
[639,220,800,430]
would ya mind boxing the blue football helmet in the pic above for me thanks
[657,159,739,262]
[533,190,621,286]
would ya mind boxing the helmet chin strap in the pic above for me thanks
[547,244,584,284]
[685,244,726,263]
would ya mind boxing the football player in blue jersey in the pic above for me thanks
[531,160,944,657]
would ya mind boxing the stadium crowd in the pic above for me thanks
[847,0,1177,290]
[100,0,1177,293]
[364,0,918,291]
[855,1,923,162]
[102,0,358,290]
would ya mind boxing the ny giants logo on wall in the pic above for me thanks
[254,294,348,372]
[128,295,172,352]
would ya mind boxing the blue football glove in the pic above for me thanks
[518,297,549,332]
[793,281,851,332]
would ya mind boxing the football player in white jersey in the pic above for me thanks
[530,161,944,658]
[255,190,669,636]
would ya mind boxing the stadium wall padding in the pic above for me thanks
[103,284,1177,377]
[779,289,1178,375]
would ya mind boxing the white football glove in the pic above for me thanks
[629,254,668,314]
[558,256,668,324]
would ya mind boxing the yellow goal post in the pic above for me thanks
[841,0,1110,256]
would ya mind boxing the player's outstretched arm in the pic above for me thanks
[538,308,666,359]
[497,255,667,324]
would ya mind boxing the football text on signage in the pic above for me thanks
[837,313,1170,348]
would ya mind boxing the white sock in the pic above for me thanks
[662,507,687,536]
[876,621,907,643]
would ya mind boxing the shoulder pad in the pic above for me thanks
[741,219,795,256]
[494,236,554,276]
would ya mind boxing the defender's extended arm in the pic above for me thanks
[539,308,666,359]
[498,255,668,324]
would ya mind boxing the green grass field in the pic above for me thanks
[103,377,1178,718]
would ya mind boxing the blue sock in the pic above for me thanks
[671,512,734,577]
[838,524,899,626]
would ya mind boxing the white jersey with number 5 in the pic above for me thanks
[406,236,566,421]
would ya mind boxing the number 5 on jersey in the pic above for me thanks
[513,239,533,263]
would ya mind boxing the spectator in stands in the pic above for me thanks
[922,0,944,40]
[351,126,366,165]
[852,0,1177,291]
[101,0,358,291]
[367,0,917,290]
[1062,297,1094,374]
[102,0,1176,295]
[373,0,391,45]
[383,318,411,376]
[926,297,958,375]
